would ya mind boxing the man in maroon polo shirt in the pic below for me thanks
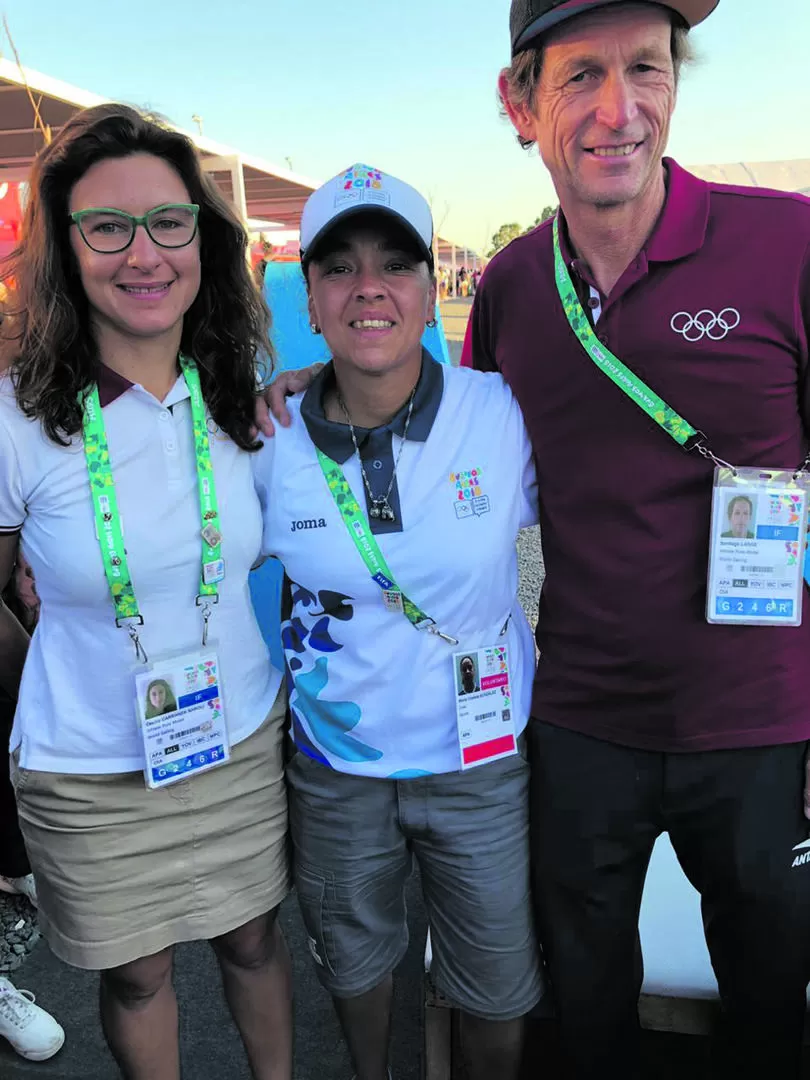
[472,1,810,1077]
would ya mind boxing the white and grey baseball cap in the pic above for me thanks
[300,163,434,270]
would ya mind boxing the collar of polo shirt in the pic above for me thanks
[301,348,444,464]
[97,364,136,407]
[558,159,711,283]
[95,363,191,409]
[644,160,711,263]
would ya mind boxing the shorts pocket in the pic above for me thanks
[294,861,337,977]
[9,749,35,796]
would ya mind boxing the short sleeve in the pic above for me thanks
[470,285,498,373]
[480,371,539,529]
[250,435,277,557]
[459,317,474,368]
[516,416,539,529]
[799,240,810,435]
[0,406,25,533]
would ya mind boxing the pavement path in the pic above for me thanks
[0,885,428,1080]
[438,297,472,366]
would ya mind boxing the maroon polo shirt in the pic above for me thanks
[472,158,810,751]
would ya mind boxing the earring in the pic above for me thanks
[310,322,321,335]
[426,318,437,329]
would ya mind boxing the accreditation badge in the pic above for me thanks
[706,466,810,627]
[453,644,517,770]
[134,649,230,789]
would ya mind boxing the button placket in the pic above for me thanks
[359,430,403,533]
[164,405,188,488]
[361,432,393,494]
[164,411,177,453]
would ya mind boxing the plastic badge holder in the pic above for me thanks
[706,466,810,627]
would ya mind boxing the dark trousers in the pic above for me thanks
[529,718,810,1080]
[0,693,29,879]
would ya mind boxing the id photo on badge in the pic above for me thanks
[144,677,178,718]
[456,653,481,696]
[721,493,757,540]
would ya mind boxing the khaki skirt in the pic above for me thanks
[10,687,290,971]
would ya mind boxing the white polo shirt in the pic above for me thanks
[252,356,538,778]
[0,368,281,774]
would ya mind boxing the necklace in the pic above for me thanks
[338,388,417,522]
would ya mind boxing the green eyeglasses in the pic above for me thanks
[69,203,200,254]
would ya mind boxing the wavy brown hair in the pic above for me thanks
[0,103,272,448]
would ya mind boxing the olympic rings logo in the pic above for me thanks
[670,308,741,342]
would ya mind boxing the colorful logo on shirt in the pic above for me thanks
[450,467,490,519]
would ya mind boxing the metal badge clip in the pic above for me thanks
[684,431,737,474]
[694,444,737,475]
[793,453,810,481]
[115,616,148,664]
[196,594,220,647]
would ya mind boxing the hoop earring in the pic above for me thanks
[310,323,321,335]
[426,318,437,329]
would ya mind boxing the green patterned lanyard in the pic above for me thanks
[82,356,223,661]
[552,214,731,469]
[315,448,457,645]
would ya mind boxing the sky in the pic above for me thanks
[2,0,808,253]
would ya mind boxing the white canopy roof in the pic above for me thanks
[689,159,810,193]
[0,58,482,263]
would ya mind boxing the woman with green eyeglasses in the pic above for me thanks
[0,104,292,1080]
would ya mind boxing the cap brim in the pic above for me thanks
[302,205,434,269]
[513,0,719,53]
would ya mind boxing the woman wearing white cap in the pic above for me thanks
[252,165,544,1080]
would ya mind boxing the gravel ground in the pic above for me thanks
[0,892,39,974]
[517,524,544,632]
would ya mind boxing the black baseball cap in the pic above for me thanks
[510,0,719,55]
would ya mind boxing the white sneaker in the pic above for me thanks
[0,977,65,1061]
[0,874,38,907]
